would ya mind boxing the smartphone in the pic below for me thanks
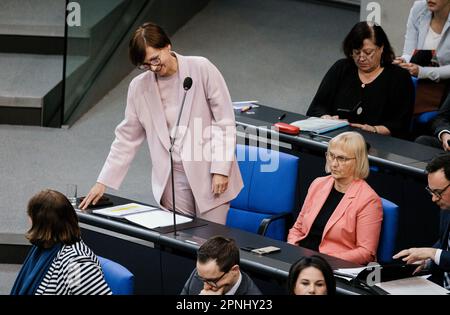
[241,246,256,252]
[251,246,281,255]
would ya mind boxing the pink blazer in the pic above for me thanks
[288,176,383,265]
[97,53,243,214]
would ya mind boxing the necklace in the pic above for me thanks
[359,67,383,88]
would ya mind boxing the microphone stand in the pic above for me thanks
[169,86,190,236]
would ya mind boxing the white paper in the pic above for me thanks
[232,101,259,110]
[376,277,450,295]
[290,117,349,134]
[124,210,192,229]
[335,266,374,278]
[93,203,157,218]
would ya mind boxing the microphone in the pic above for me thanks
[170,77,193,235]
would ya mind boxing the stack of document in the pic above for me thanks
[93,203,192,229]
[290,117,349,134]
[375,277,450,295]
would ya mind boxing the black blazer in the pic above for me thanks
[428,212,450,286]
[432,92,450,137]
[180,269,262,295]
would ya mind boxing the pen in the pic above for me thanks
[185,240,198,245]
[278,113,286,120]
[241,105,253,112]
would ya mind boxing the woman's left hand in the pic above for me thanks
[398,62,419,77]
[350,123,377,133]
[212,174,229,195]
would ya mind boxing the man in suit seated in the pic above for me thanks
[394,154,450,289]
[181,236,261,295]
[416,92,450,151]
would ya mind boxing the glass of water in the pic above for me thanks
[66,184,78,207]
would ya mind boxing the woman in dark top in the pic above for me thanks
[307,22,414,139]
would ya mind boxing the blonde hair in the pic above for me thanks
[325,131,369,179]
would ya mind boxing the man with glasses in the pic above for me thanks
[394,153,450,289]
[181,236,261,295]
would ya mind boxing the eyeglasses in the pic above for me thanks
[137,55,161,71]
[351,48,378,60]
[195,270,229,288]
[325,152,356,164]
[425,183,450,200]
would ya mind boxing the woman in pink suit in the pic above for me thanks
[287,132,383,265]
[80,22,243,224]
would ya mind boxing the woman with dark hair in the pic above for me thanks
[80,22,243,224]
[11,190,111,295]
[307,21,414,138]
[288,255,336,295]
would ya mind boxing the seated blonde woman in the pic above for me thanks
[288,132,383,265]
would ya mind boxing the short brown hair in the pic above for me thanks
[326,131,370,179]
[129,22,171,66]
[26,189,80,248]
[197,236,239,272]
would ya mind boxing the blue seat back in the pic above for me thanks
[377,198,400,264]
[227,145,299,240]
[410,76,439,132]
[98,256,134,295]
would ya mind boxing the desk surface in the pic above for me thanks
[77,194,375,295]
[235,105,443,177]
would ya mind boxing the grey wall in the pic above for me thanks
[360,0,416,55]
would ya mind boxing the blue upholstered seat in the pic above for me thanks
[226,145,299,241]
[377,198,400,264]
[98,256,134,295]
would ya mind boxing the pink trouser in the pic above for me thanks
[160,162,229,225]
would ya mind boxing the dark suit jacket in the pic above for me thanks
[180,269,262,295]
[432,92,450,137]
[429,212,450,286]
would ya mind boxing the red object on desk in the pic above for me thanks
[273,122,300,135]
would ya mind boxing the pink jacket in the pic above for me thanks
[97,53,243,214]
[288,176,383,265]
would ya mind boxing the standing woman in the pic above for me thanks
[11,190,111,295]
[80,22,243,224]
[394,0,450,83]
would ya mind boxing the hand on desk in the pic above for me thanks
[320,115,340,120]
[393,247,437,266]
[350,123,391,136]
[212,174,229,195]
[79,182,106,210]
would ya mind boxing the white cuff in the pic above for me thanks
[438,130,450,141]
[434,249,442,265]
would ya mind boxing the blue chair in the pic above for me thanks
[411,76,439,133]
[377,198,400,264]
[98,256,134,295]
[226,145,299,241]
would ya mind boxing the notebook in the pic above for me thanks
[290,117,349,134]
[410,49,439,67]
